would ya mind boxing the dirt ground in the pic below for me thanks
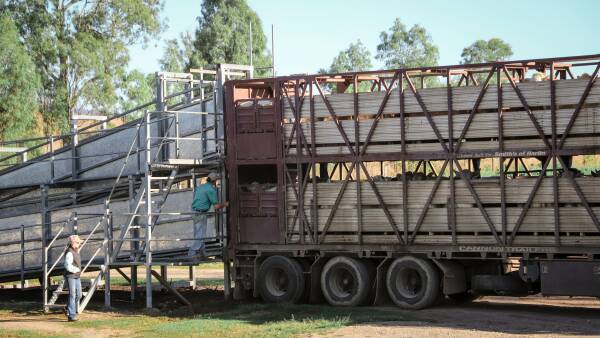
[1,269,600,338]
[309,296,600,338]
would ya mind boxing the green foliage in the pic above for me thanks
[461,38,513,64]
[189,0,271,76]
[159,32,195,73]
[0,12,40,141]
[376,18,439,69]
[2,0,164,135]
[328,40,372,73]
[120,70,155,118]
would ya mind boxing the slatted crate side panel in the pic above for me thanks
[287,178,600,208]
[284,110,600,157]
[282,79,600,120]
[555,78,600,106]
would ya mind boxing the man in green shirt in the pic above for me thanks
[189,172,228,259]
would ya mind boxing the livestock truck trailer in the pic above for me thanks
[224,55,600,309]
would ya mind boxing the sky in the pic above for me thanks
[129,0,600,76]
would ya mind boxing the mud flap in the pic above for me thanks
[308,256,324,303]
[432,259,467,295]
[374,258,392,305]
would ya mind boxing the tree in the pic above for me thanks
[189,0,271,75]
[320,40,373,93]
[376,18,439,69]
[120,70,155,116]
[328,40,372,73]
[461,38,513,64]
[2,0,164,135]
[159,32,195,73]
[0,12,40,141]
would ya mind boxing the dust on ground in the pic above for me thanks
[309,296,600,338]
[2,272,600,338]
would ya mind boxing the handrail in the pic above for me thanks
[0,83,205,170]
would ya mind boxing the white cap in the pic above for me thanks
[208,172,221,181]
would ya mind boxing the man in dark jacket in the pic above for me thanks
[64,235,82,322]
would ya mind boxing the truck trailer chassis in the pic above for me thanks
[225,54,600,308]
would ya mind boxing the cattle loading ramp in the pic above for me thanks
[0,65,253,311]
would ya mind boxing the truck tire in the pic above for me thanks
[321,256,371,306]
[257,256,305,303]
[386,256,440,309]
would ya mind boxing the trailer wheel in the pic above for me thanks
[257,256,305,303]
[321,256,371,306]
[386,256,440,309]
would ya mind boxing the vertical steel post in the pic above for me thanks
[160,266,167,283]
[71,122,78,180]
[128,176,138,301]
[189,266,196,289]
[447,71,457,245]
[49,136,55,183]
[175,112,180,159]
[104,208,111,308]
[145,111,153,309]
[550,63,560,245]
[217,66,232,300]
[497,67,507,245]
[354,75,362,245]
[399,72,409,243]
[41,185,50,312]
[20,224,25,289]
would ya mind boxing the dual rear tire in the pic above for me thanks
[257,255,441,309]
[257,255,305,303]
[386,256,440,309]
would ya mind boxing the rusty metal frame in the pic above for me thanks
[409,159,449,244]
[502,66,552,150]
[404,73,449,153]
[497,67,507,245]
[358,73,399,156]
[224,54,600,257]
[557,64,600,149]
[283,80,310,157]
[447,72,457,245]
[360,162,405,245]
[318,162,356,244]
[509,157,552,245]
[314,81,356,156]
[353,75,363,245]
[453,67,496,153]
[284,162,314,243]
[454,160,503,245]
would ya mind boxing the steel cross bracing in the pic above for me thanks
[0,64,253,313]
[273,55,600,250]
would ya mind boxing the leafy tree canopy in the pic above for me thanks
[376,18,439,69]
[119,70,154,115]
[189,0,271,75]
[2,0,164,135]
[0,11,40,141]
[328,40,373,74]
[461,38,513,64]
[159,32,195,73]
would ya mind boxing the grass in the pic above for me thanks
[0,329,68,338]
[108,277,224,287]
[71,303,414,338]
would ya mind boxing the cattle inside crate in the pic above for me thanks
[283,78,600,155]
[226,56,600,309]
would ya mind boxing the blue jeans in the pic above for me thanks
[188,213,207,257]
[66,277,82,319]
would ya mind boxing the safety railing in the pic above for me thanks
[0,73,217,173]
